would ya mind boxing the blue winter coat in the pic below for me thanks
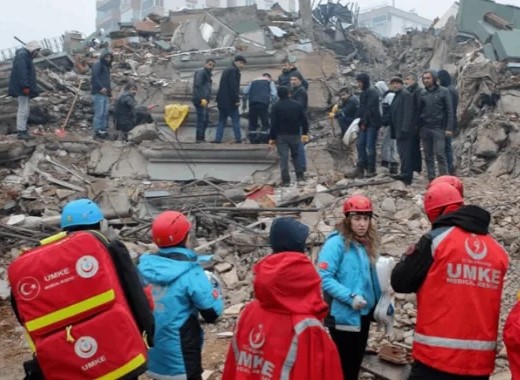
[138,247,224,379]
[317,231,381,331]
[8,48,39,98]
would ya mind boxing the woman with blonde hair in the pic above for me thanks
[317,194,381,380]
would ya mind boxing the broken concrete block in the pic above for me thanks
[475,134,499,158]
[97,191,132,219]
[214,262,233,273]
[56,189,76,200]
[411,33,436,50]
[498,90,520,114]
[0,279,10,300]
[238,199,259,208]
[312,192,336,209]
[224,303,245,316]
[223,188,246,202]
[88,143,122,176]
[220,267,239,288]
[110,148,149,178]
[380,197,396,213]
[128,123,158,143]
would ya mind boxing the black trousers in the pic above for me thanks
[408,361,489,380]
[411,133,422,173]
[329,315,371,380]
[248,102,270,144]
[397,137,413,183]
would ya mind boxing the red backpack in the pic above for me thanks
[8,231,148,380]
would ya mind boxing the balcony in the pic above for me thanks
[97,0,120,11]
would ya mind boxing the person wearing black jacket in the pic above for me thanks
[114,82,153,138]
[278,58,309,89]
[437,69,459,175]
[290,72,308,172]
[8,40,41,140]
[389,77,414,185]
[214,55,247,143]
[405,74,423,174]
[351,73,382,178]
[192,58,215,142]
[418,70,454,181]
[91,50,113,139]
[269,86,309,186]
[391,183,508,380]
[330,88,359,136]
[242,73,277,144]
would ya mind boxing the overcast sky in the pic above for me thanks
[1,0,520,50]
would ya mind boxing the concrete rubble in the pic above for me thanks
[1,0,520,378]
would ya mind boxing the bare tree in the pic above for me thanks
[299,0,315,46]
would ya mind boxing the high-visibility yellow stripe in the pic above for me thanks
[25,290,115,332]
[39,231,68,246]
[95,353,146,380]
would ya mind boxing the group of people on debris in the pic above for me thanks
[8,174,520,380]
[8,45,152,140]
[330,69,458,186]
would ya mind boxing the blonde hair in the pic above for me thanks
[336,215,380,263]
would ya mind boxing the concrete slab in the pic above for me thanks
[110,148,149,178]
[88,143,122,176]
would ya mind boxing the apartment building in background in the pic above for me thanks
[358,5,431,38]
[97,0,297,32]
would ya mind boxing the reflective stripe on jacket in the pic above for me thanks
[414,226,509,376]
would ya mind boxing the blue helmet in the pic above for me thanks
[61,199,104,229]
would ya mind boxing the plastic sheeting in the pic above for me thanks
[164,104,190,131]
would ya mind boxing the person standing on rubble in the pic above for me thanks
[278,57,309,90]
[222,217,344,380]
[269,86,309,186]
[437,69,459,175]
[138,211,223,380]
[389,77,414,185]
[290,73,308,173]
[192,58,215,143]
[349,73,382,178]
[391,182,509,380]
[242,73,277,144]
[214,55,247,143]
[404,73,423,174]
[317,195,382,380]
[8,40,41,140]
[376,80,399,175]
[417,70,454,181]
[329,87,360,136]
[91,50,113,139]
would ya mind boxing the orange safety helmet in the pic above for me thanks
[428,175,464,197]
[423,183,464,222]
[343,195,373,215]
[152,211,192,248]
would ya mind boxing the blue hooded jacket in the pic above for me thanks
[317,231,381,331]
[138,247,223,379]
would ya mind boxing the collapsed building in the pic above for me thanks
[1,1,520,379]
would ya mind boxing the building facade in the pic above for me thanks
[96,0,295,32]
[358,6,432,38]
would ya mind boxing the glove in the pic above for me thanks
[328,112,335,120]
[200,99,208,108]
[268,139,276,146]
[332,104,339,113]
[352,295,367,310]
[22,87,30,96]
[301,135,310,143]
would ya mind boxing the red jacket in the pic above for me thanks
[505,301,520,379]
[222,252,343,380]
[414,227,508,376]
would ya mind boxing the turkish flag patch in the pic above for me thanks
[318,262,328,270]
[212,289,219,299]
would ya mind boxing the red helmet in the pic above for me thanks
[152,211,192,248]
[428,175,464,197]
[423,183,463,222]
[343,195,373,214]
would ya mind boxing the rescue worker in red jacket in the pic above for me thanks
[504,294,520,379]
[391,182,509,379]
[222,217,343,380]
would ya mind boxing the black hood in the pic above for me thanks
[270,217,309,253]
[100,50,113,67]
[437,70,452,87]
[432,205,490,235]
[356,73,370,90]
